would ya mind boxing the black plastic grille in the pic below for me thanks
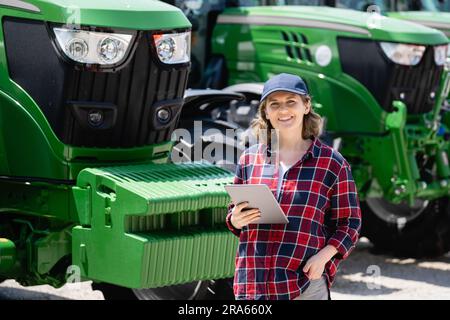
[281,31,313,63]
[63,34,189,147]
[338,37,444,114]
[3,17,190,148]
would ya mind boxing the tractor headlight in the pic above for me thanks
[380,42,426,66]
[433,44,449,66]
[153,31,190,64]
[53,28,133,65]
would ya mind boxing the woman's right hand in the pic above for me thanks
[230,202,261,229]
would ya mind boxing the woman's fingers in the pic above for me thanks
[304,264,321,280]
[303,261,312,274]
[231,202,262,228]
[240,210,261,222]
[240,208,260,216]
[241,212,261,225]
[235,201,249,211]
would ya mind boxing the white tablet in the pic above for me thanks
[224,184,289,224]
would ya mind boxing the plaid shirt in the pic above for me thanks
[225,137,361,300]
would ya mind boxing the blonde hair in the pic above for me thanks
[250,94,322,145]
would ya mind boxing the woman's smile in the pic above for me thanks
[278,115,294,121]
[277,115,295,125]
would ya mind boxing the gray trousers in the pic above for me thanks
[293,276,329,300]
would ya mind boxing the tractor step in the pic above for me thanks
[71,162,238,289]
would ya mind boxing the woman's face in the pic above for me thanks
[264,91,310,134]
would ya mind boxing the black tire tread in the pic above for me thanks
[361,197,450,258]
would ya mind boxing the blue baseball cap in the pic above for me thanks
[260,73,309,102]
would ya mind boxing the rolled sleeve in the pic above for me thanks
[226,205,241,237]
[326,163,362,260]
[225,153,246,237]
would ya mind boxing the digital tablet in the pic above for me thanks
[224,184,289,224]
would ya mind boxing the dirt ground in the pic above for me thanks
[1,238,449,300]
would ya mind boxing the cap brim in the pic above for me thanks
[260,88,308,102]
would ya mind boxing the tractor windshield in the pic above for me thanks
[331,0,450,12]
[395,0,450,12]
[233,0,449,12]
[233,0,323,6]
[333,0,389,11]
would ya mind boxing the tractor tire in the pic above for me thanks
[92,280,211,300]
[172,118,243,173]
[203,278,235,300]
[361,196,450,258]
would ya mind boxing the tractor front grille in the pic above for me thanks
[338,37,444,114]
[281,31,313,63]
[3,17,190,148]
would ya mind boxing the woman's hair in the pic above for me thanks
[250,94,322,145]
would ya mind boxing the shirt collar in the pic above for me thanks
[265,136,321,160]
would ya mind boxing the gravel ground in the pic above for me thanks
[1,238,449,300]
[331,238,450,300]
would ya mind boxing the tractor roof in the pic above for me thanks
[221,6,448,45]
[15,0,191,30]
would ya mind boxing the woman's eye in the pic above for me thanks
[288,100,295,104]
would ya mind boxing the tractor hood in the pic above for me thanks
[387,11,450,38]
[4,0,191,31]
[220,6,448,45]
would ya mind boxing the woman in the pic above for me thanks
[225,73,362,300]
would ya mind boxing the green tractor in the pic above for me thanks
[323,0,450,38]
[1,0,449,301]
[315,0,450,111]
[169,0,450,257]
[0,0,245,300]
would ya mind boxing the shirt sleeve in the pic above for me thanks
[225,153,246,237]
[326,162,362,260]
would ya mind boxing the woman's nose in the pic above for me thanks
[278,103,289,111]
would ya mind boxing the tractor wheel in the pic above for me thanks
[92,280,211,300]
[361,196,450,258]
[172,118,244,173]
[203,278,235,300]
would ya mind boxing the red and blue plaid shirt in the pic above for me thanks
[225,137,362,300]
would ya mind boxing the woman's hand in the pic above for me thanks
[230,202,261,229]
[303,245,338,280]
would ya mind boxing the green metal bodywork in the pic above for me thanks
[0,238,16,274]
[387,11,450,37]
[0,0,239,289]
[72,162,236,288]
[212,6,450,204]
[1,0,191,30]
[0,0,189,181]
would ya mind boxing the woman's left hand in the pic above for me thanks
[303,245,338,280]
[303,254,327,280]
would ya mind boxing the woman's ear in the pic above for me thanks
[305,101,311,115]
